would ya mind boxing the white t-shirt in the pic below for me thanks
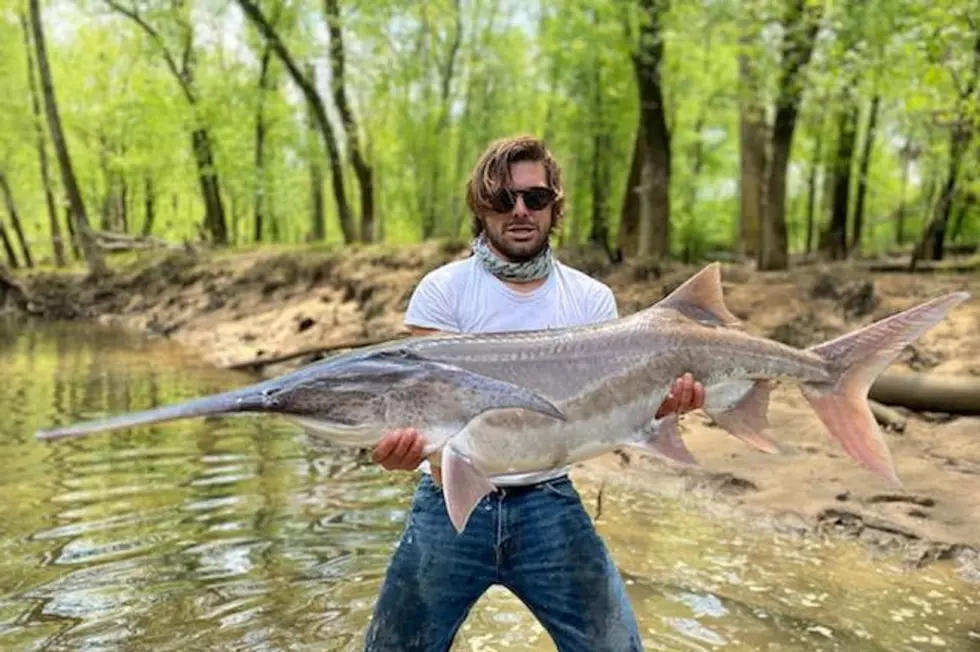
[404,254,618,486]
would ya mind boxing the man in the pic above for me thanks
[363,135,704,651]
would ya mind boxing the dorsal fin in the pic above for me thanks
[656,263,741,328]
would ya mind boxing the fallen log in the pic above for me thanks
[870,373,980,416]
[225,333,410,373]
[869,400,907,432]
[866,257,980,274]
[92,231,177,252]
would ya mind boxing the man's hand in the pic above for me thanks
[655,372,705,418]
[373,427,443,485]
[372,427,426,470]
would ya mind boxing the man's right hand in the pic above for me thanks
[373,427,443,484]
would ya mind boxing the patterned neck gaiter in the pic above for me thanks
[472,232,554,282]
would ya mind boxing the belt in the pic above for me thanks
[489,474,569,497]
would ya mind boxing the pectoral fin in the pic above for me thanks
[704,379,782,454]
[626,414,698,467]
[441,446,496,533]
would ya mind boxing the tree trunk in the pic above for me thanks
[850,93,880,256]
[0,173,34,268]
[737,19,767,258]
[191,128,228,244]
[949,191,975,242]
[118,172,129,232]
[306,63,326,242]
[63,204,79,259]
[267,180,280,243]
[804,127,823,256]
[616,125,644,259]
[142,176,156,236]
[20,10,64,267]
[237,0,356,243]
[253,42,273,243]
[29,0,106,276]
[325,0,374,243]
[590,128,612,255]
[631,0,671,259]
[99,131,112,231]
[0,217,19,268]
[758,0,821,271]
[828,101,858,260]
[589,20,612,258]
[896,148,913,245]
[229,193,239,245]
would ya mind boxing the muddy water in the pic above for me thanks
[0,319,977,652]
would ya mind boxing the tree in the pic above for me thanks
[103,0,230,245]
[19,10,65,267]
[913,14,979,263]
[236,0,357,243]
[757,0,822,271]
[325,0,374,242]
[620,0,671,260]
[28,0,107,276]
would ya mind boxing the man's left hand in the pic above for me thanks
[656,372,705,418]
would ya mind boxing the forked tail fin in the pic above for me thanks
[800,292,970,485]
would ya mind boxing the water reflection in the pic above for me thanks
[0,317,977,651]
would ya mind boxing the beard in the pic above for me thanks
[483,222,550,262]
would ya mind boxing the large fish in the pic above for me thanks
[36,264,969,534]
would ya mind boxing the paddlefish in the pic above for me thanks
[36,263,970,534]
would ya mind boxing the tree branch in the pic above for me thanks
[236,0,356,242]
[236,0,326,134]
[102,0,196,103]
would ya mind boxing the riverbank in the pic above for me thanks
[8,242,980,577]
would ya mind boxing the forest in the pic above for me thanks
[0,0,977,277]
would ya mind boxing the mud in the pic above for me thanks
[9,243,980,577]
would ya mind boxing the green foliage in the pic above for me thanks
[0,0,976,266]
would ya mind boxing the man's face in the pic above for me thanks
[481,161,555,263]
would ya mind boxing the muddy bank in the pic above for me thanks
[9,243,980,576]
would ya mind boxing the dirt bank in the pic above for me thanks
[9,243,980,576]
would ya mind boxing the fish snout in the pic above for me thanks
[236,387,284,411]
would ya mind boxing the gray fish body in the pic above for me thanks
[394,306,833,475]
[380,266,968,533]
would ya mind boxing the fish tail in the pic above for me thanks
[799,291,969,484]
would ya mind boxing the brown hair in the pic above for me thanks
[465,134,565,237]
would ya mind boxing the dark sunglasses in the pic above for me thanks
[490,186,556,213]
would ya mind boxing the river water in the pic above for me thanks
[0,318,977,651]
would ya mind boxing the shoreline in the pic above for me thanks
[8,243,980,578]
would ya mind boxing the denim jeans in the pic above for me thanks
[363,473,643,651]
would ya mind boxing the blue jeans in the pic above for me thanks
[363,473,643,651]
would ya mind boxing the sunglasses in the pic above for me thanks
[489,186,556,213]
